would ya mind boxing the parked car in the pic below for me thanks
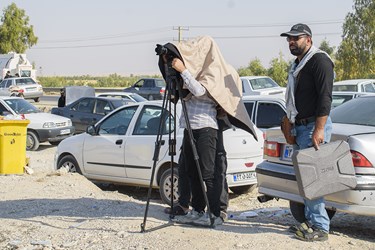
[0,97,74,151]
[240,76,285,96]
[96,92,147,102]
[0,77,43,102]
[332,91,375,109]
[333,79,375,93]
[123,78,166,100]
[243,95,286,129]
[51,96,133,133]
[54,101,264,204]
[255,95,375,222]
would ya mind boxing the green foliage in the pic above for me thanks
[335,0,375,80]
[319,39,336,58]
[238,58,267,76]
[37,75,161,88]
[238,54,289,86]
[267,52,289,87]
[0,3,38,53]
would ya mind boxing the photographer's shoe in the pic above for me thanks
[173,209,204,224]
[192,213,224,227]
[295,226,328,242]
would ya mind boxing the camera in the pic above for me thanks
[155,44,176,62]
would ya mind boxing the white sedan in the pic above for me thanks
[54,101,264,204]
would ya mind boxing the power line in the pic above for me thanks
[38,27,171,44]
[187,20,344,29]
[31,38,172,49]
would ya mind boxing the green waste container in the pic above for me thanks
[0,119,30,174]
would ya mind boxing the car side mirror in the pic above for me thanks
[86,125,97,135]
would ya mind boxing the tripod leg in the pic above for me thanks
[141,90,172,232]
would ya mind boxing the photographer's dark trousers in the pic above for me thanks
[182,128,220,217]
[177,152,191,208]
[215,128,228,216]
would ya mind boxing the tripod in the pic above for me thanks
[140,60,214,233]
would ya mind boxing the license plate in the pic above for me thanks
[233,172,256,182]
[282,145,294,161]
[60,129,70,135]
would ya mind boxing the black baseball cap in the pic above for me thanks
[280,23,312,37]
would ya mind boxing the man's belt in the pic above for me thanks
[295,116,316,126]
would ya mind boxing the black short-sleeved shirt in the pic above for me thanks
[294,53,334,120]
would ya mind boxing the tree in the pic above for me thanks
[0,3,38,53]
[267,52,289,87]
[319,39,335,58]
[335,0,375,80]
[237,58,267,76]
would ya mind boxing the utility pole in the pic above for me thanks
[173,26,189,42]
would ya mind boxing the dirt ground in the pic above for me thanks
[0,143,374,250]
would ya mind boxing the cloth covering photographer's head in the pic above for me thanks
[157,36,257,140]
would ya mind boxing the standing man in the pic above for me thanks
[58,88,66,107]
[171,57,222,226]
[280,24,334,241]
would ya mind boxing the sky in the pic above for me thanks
[1,0,355,77]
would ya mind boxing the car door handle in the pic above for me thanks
[115,139,123,145]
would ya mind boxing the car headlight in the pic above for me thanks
[43,122,57,128]
[67,119,72,126]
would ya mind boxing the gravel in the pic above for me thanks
[0,143,374,249]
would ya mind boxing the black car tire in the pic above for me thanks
[57,155,82,174]
[34,97,40,102]
[159,168,179,206]
[289,201,336,223]
[229,184,256,195]
[26,131,40,151]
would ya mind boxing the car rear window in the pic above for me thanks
[15,78,36,86]
[331,97,375,126]
[249,77,278,90]
[155,79,166,87]
[332,85,358,92]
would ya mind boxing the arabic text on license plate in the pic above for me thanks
[233,172,256,182]
[60,129,70,135]
[283,145,294,161]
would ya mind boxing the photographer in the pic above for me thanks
[170,57,223,226]
[158,36,258,227]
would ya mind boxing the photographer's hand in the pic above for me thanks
[172,58,186,73]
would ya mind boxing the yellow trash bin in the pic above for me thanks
[0,119,30,174]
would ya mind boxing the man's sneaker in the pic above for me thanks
[173,209,204,224]
[192,213,224,227]
[295,226,329,242]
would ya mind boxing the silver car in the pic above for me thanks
[256,96,375,222]
[0,77,43,102]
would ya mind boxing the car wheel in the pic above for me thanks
[148,95,154,101]
[26,131,40,151]
[159,168,179,206]
[229,184,256,195]
[289,201,336,223]
[49,141,60,146]
[57,155,82,174]
[34,97,40,102]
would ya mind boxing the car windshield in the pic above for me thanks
[249,77,279,90]
[4,98,41,114]
[332,85,358,92]
[331,96,375,126]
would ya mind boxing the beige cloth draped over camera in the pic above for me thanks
[175,36,258,140]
